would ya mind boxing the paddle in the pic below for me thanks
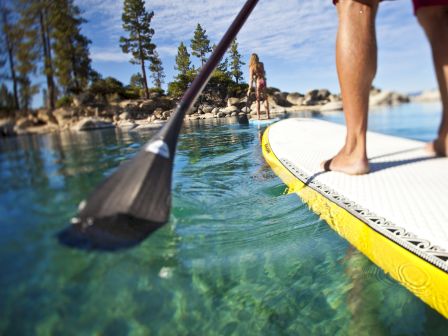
[58,0,259,250]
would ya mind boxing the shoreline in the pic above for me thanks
[0,88,440,138]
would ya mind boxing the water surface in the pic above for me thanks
[0,102,447,335]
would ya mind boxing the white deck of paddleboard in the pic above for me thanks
[268,118,448,270]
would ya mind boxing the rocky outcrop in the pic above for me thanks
[411,90,440,102]
[321,101,343,112]
[286,92,304,105]
[72,118,115,131]
[369,90,410,106]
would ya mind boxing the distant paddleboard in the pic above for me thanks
[249,117,279,125]
[263,118,448,318]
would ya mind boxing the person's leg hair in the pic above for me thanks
[417,6,448,156]
[322,0,379,175]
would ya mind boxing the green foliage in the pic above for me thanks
[190,23,211,66]
[149,49,165,89]
[149,87,165,96]
[51,0,92,94]
[167,69,196,97]
[175,42,191,76]
[129,73,144,88]
[1,3,20,109]
[0,83,15,114]
[89,77,124,97]
[227,82,249,98]
[89,69,102,83]
[229,38,245,84]
[56,95,73,108]
[121,87,140,99]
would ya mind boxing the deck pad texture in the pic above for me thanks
[264,118,448,317]
[268,118,448,255]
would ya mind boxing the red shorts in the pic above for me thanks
[412,0,448,13]
[333,0,448,14]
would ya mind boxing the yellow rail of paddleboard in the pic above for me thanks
[262,126,448,318]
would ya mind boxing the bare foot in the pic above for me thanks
[425,137,448,157]
[321,150,370,175]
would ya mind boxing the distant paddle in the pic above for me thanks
[58,0,259,250]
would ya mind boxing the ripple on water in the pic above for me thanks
[1,111,448,334]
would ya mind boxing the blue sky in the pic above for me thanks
[77,0,436,95]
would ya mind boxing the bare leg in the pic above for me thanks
[321,0,379,175]
[256,84,261,120]
[265,90,270,119]
[417,6,448,156]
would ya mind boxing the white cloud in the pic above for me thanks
[90,48,130,62]
[76,0,436,92]
[77,0,337,62]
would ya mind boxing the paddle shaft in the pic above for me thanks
[67,0,260,250]
[157,0,259,157]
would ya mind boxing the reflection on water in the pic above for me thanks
[0,103,447,334]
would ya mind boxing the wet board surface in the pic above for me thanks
[262,118,448,318]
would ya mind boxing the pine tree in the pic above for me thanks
[15,24,39,111]
[229,38,245,84]
[190,23,211,67]
[0,3,19,110]
[0,83,14,110]
[174,42,190,76]
[51,0,92,95]
[212,43,229,75]
[120,0,156,99]
[149,49,164,89]
[130,73,144,88]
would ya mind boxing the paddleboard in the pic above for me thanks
[262,118,448,318]
[249,117,279,125]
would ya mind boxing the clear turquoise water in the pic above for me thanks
[0,102,447,335]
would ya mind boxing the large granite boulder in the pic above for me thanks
[227,97,240,107]
[286,92,304,105]
[53,107,77,125]
[138,100,157,113]
[412,90,440,102]
[317,89,331,101]
[370,91,410,106]
[271,91,291,107]
[321,101,343,112]
[72,118,115,131]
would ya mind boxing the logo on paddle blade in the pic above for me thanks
[145,140,170,159]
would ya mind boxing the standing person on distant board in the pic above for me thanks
[321,0,448,175]
[247,53,270,120]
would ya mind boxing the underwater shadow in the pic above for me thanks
[57,215,164,251]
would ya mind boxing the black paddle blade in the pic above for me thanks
[57,215,163,251]
[58,142,172,250]
[59,0,260,250]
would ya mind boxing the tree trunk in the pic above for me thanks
[2,10,19,110]
[39,9,55,110]
[137,32,149,99]
[44,9,56,103]
[141,58,149,99]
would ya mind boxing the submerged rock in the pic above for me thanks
[0,119,15,136]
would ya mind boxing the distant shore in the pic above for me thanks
[0,88,440,138]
